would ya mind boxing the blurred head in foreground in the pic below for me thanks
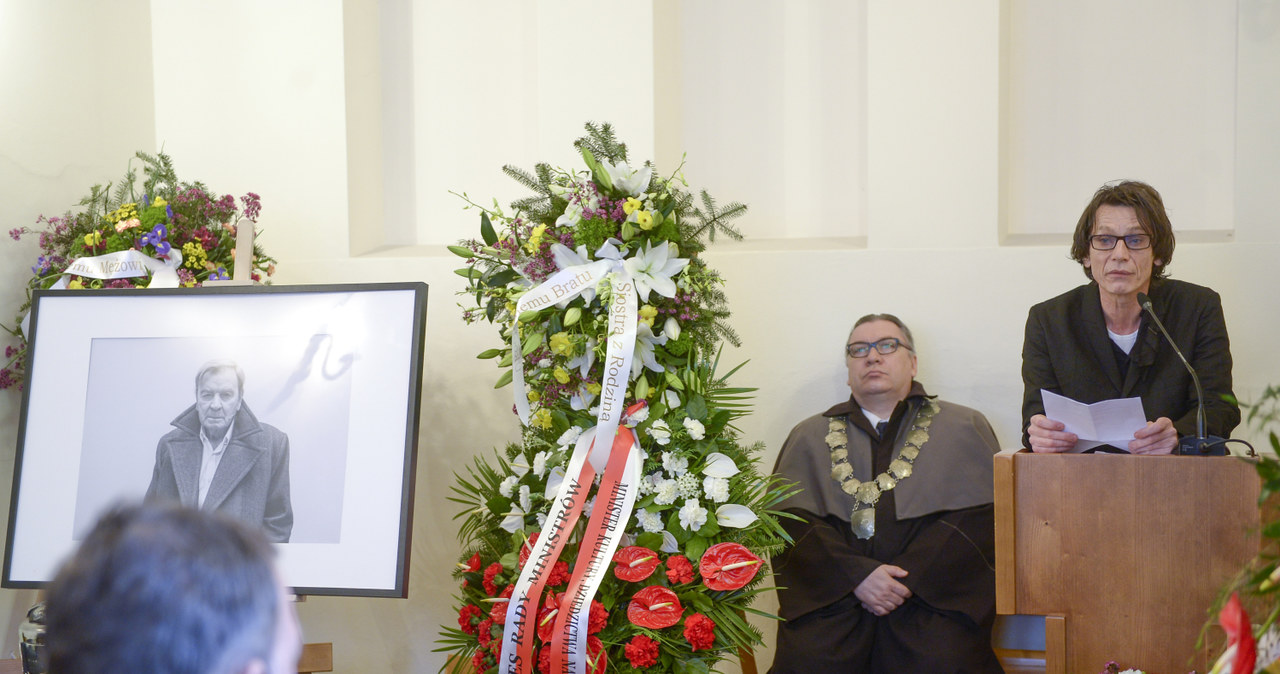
[45,502,301,674]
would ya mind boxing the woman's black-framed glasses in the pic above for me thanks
[846,338,913,359]
[1089,234,1151,251]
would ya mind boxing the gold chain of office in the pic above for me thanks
[825,399,940,539]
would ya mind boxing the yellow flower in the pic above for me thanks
[152,197,167,208]
[587,382,602,395]
[549,331,572,356]
[525,223,548,253]
[532,409,553,429]
[83,231,102,247]
[623,197,643,215]
[638,304,658,326]
[527,390,541,403]
[636,210,654,230]
[553,367,570,384]
[67,279,84,290]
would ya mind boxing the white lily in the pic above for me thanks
[570,384,597,411]
[566,337,596,378]
[623,241,689,302]
[549,243,598,306]
[555,200,585,228]
[631,322,668,379]
[702,452,741,478]
[715,504,758,528]
[603,160,652,197]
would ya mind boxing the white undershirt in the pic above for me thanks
[1108,327,1139,354]
[198,422,235,507]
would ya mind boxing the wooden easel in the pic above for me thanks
[203,221,334,670]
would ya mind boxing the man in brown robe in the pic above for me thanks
[770,314,1002,673]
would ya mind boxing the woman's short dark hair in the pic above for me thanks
[1069,180,1176,281]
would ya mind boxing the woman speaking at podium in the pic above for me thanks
[1020,180,1239,454]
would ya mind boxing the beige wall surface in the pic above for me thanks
[0,0,1276,670]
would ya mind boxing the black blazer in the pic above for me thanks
[1021,278,1239,448]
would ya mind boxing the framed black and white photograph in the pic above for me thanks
[3,282,427,597]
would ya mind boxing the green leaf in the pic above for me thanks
[480,212,498,246]
[486,496,511,516]
[673,657,709,674]
[685,394,709,421]
[635,532,664,550]
[484,269,520,288]
[499,352,513,367]
[684,535,709,563]
[696,519,721,538]
[1264,520,1280,540]
[453,267,478,279]
[499,550,519,570]
[494,369,514,389]
[476,348,503,360]
[447,245,474,258]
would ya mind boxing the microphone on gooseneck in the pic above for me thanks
[1135,292,1226,456]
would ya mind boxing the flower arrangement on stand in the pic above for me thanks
[1,151,275,390]
[436,123,796,674]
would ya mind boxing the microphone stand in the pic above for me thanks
[1136,292,1226,456]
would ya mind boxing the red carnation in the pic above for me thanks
[536,592,565,642]
[537,645,551,674]
[613,546,661,582]
[483,562,505,596]
[699,542,762,591]
[464,551,482,572]
[586,635,607,674]
[625,634,660,668]
[588,599,609,634]
[519,532,541,569]
[472,648,493,674]
[490,585,515,624]
[545,560,571,587]
[458,604,483,634]
[683,612,716,652]
[627,585,683,629]
[665,554,694,585]
[476,618,495,647]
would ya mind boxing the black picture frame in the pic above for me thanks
[3,282,428,597]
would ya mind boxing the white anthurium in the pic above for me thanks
[715,504,758,529]
[664,389,681,410]
[603,161,652,197]
[509,456,531,478]
[663,316,680,341]
[660,531,680,554]
[623,241,689,302]
[544,466,566,500]
[500,505,526,533]
[518,485,531,512]
[631,322,669,379]
[702,452,741,478]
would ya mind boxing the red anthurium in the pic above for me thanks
[519,532,541,569]
[536,592,565,642]
[699,542,763,591]
[613,546,661,582]
[627,585,684,629]
[1216,592,1256,674]
[586,635,607,674]
[489,585,515,624]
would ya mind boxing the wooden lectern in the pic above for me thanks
[994,451,1260,674]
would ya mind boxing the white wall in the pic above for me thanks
[0,0,1276,670]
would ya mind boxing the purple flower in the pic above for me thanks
[209,267,229,281]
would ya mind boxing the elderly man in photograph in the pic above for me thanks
[770,314,1002,673]
[146,359,293,542]
[45,502,302,674]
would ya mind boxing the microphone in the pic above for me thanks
[1136,292,1226,456]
